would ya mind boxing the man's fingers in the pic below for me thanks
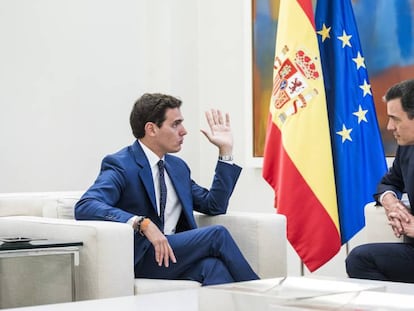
[389,222,402,237]
[169,245,177,264]
[154,240,176,267]
[205,111,214,128]
[225,112,230,127]
[389,217,404,235]
[389,209,410,223]
[163,243,177,267]
[154,244,162,266]
[162,243,170,268]
[212,109,219,125]
[152,238,167,266]
[394,208,410,223]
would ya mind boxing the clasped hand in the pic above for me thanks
[385,200,414,238]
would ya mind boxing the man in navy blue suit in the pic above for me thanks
[75,93,259,285]
[346,79,414,283]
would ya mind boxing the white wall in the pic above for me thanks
[0,0,147,191]
[0,0,364,278]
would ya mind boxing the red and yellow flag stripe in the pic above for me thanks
[263,0,341,271]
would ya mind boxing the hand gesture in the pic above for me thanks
[200,109,233,156]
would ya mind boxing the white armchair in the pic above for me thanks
[364,202,403,243]
[0,191,287,303]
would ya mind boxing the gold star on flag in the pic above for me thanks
[317,23,331,42]
[359,79,372,97]
[353,105,368,123]
[337,124,353,143]
[338,30,352,48]
[352,52,366,69]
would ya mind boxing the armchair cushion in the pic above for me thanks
[42,195,81,219]
[364,202,403,243]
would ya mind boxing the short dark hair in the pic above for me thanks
[130,93,182,139]
[384,79,414,119]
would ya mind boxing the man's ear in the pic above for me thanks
[144,122,157,137]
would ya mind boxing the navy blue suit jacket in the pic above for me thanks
[75,140,242,265]
[375,145,414,205]
[375,145,414,243]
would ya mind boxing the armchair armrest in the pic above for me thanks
[364,202,403,243]
[0,216,135,300]
[195,212,287,278]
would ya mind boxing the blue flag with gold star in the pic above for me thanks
[315,0,387,244]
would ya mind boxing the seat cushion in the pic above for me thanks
[134,278,201,294]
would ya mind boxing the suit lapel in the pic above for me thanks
[164,159,197,228]
[131,141,158,213]
[130,142,196,227]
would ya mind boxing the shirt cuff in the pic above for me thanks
[127,215,139,227]
[218,159,234,165]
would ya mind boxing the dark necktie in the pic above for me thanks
[157,160,167,231]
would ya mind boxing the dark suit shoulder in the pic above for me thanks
[165,154,188,167]
[397,145,414,158]
[99,143,140,171]
[102,145,130,160]
[394,145,414,170]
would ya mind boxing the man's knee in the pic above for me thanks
[199,224,232,241]
[346,245,367,277]
[211,224,230,236]
[210,225,233,239]
[209,225,235,244]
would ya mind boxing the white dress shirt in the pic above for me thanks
[137,140,183,235]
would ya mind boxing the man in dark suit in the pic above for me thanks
[346,79,414,282]
[75,93,259,285]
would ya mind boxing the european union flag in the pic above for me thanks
[315,0,387,244]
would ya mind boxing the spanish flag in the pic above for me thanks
[262,0,341,271]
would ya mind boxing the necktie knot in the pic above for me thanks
[157,159,165,172]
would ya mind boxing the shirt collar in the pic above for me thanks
[138,140,164,168]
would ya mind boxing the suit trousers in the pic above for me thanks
[134,225,259,285]
[346,242,414,283]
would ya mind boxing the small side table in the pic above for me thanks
[0,239,83,309]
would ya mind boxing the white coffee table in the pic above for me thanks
[3,276,414,311]
[203,276,414,310]
[1,290,199,311]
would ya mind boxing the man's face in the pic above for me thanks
[154,107,187,155]
[387,98,414,145]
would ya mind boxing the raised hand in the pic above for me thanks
[200,109,233,156]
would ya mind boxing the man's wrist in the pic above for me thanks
[130,216,151,235]
[138,218,150,236]
[131,216,147,232]
[131,216,142,232]
[379,191,397,206]
[218,154,233,161]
